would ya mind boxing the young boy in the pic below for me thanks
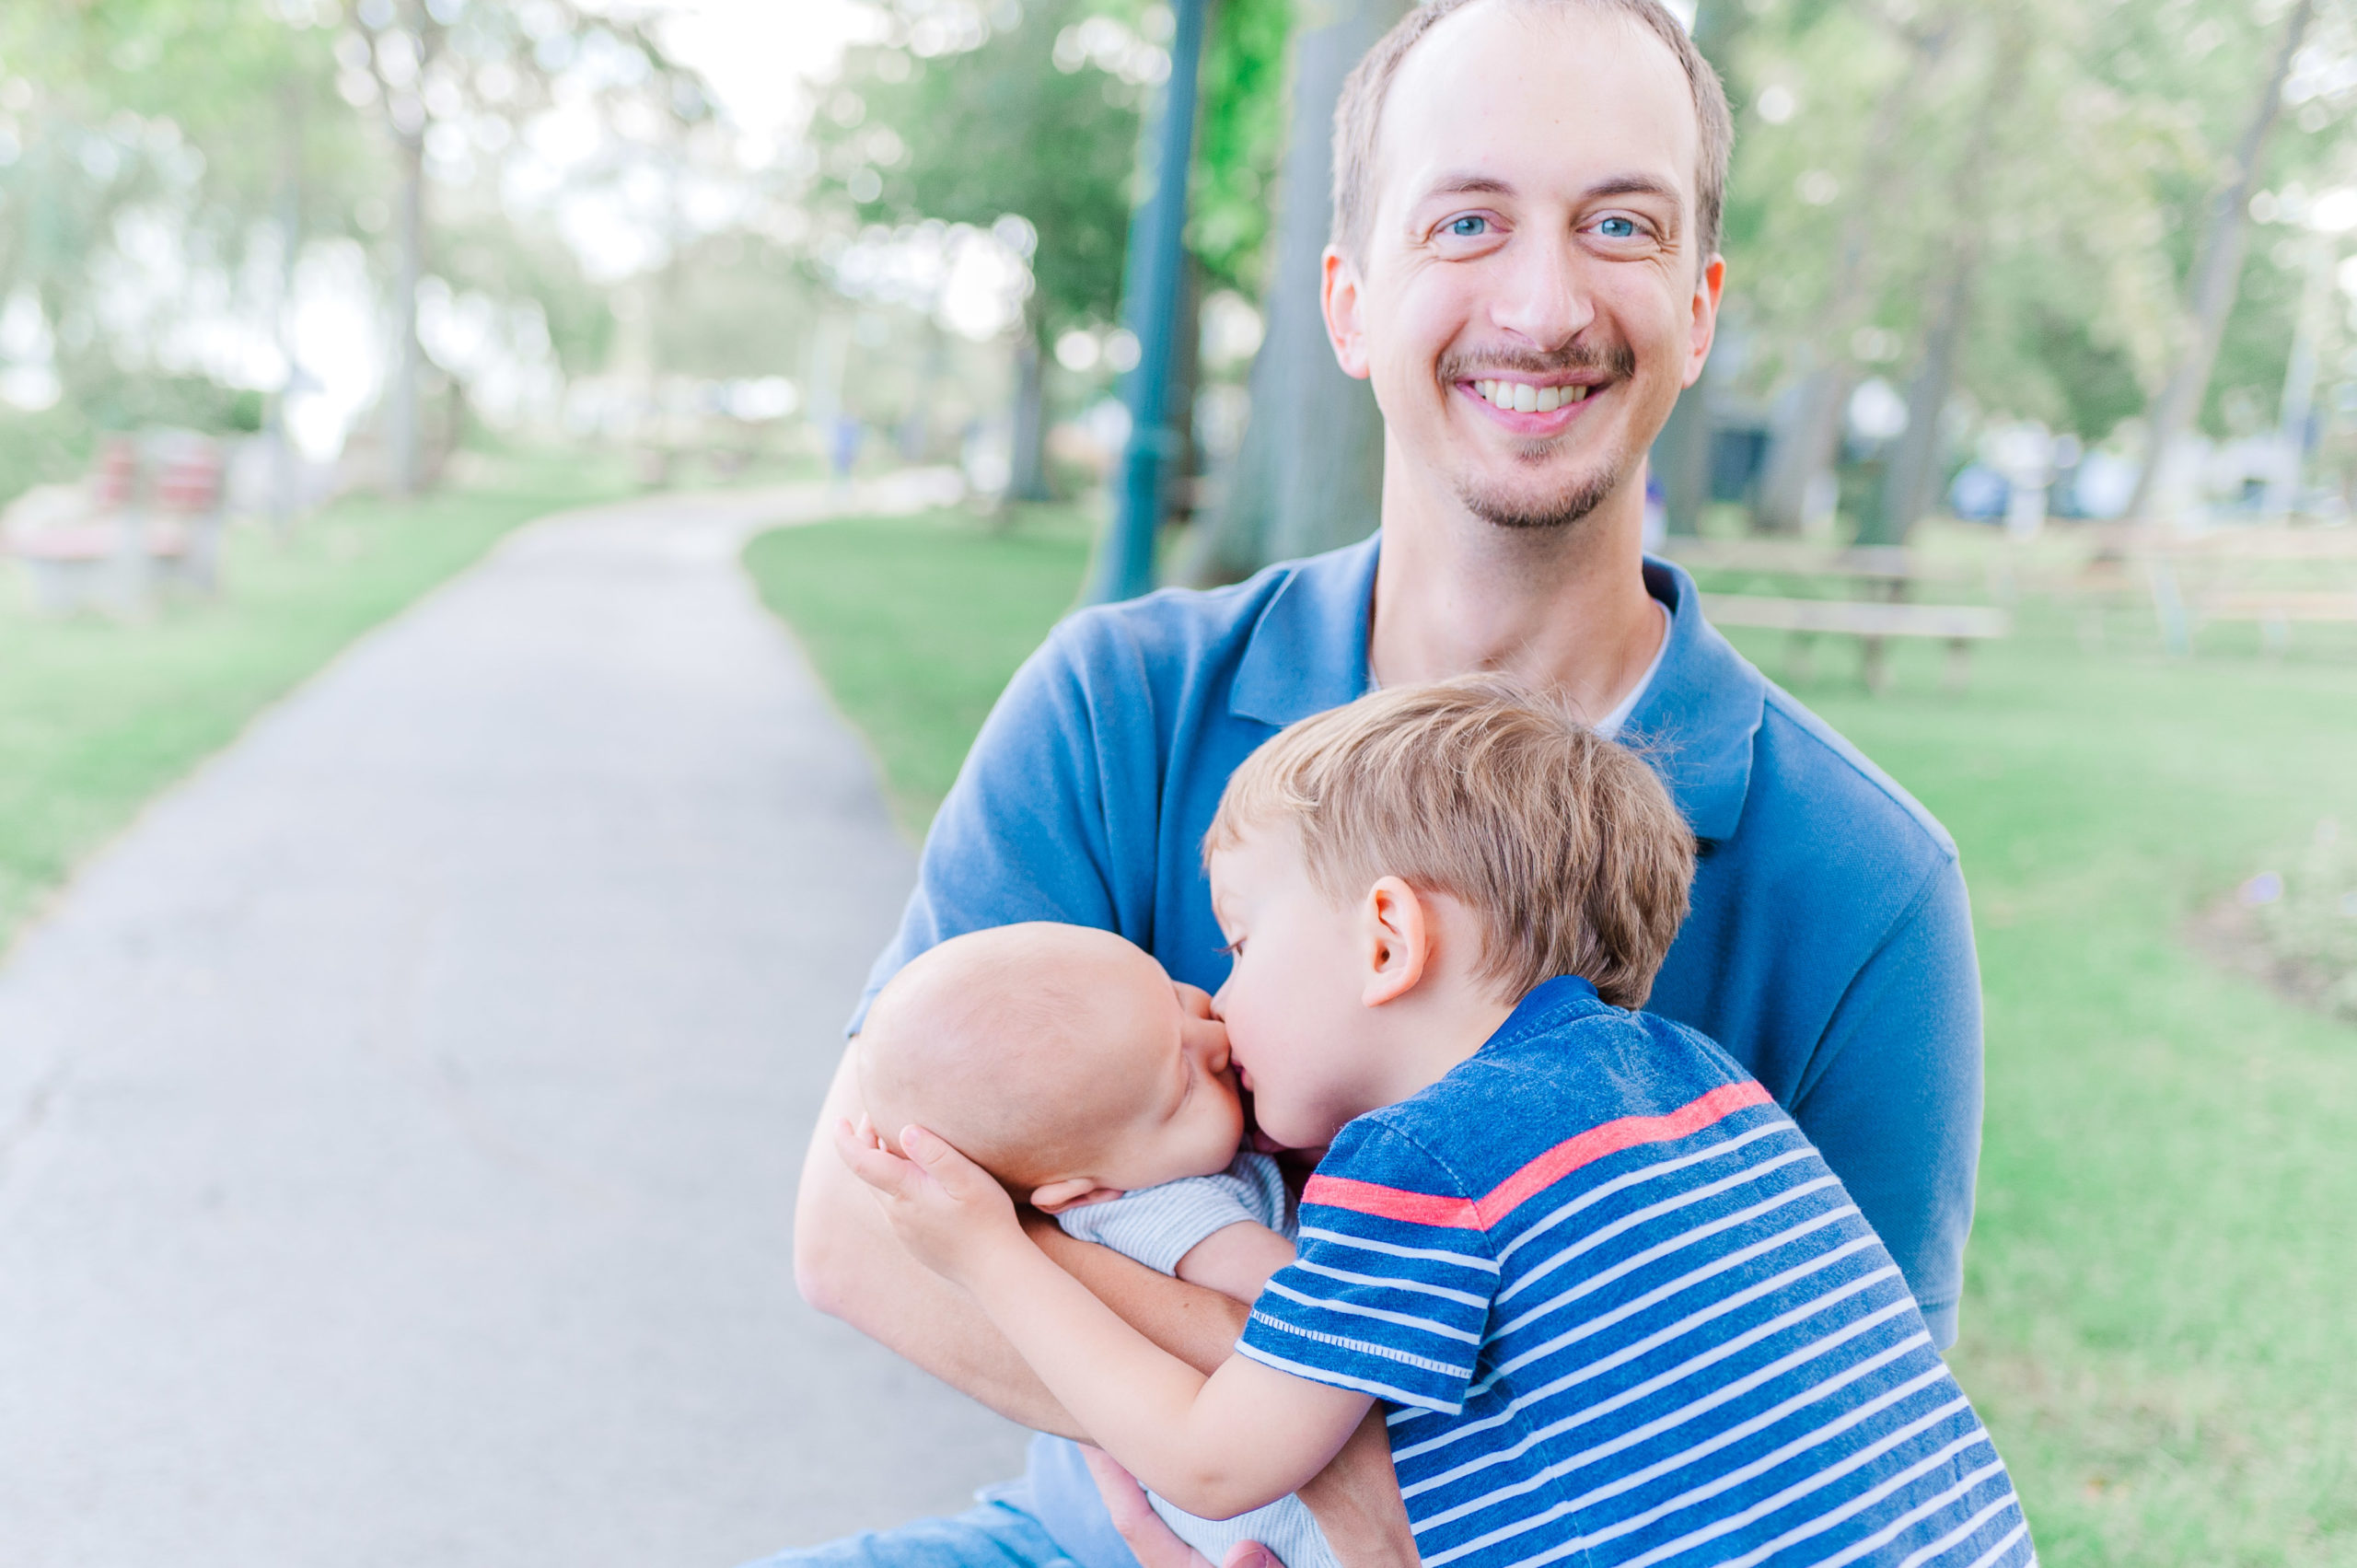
[841,679,2031,1568]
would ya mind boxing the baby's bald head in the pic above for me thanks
[857,923,1189,1192]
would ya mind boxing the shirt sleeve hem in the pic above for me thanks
[1231,1339,1460,1415]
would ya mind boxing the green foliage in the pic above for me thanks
[1190,0,1290,292]
[819,0,1291,329]
[0,404,96,505]
[1712,0,2357,447]
[0,451,631,949]
[818,1,1144,337]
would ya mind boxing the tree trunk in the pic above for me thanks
[1166,252,1205,528]
[1007,314,1051,502]
[388,122,424,496]
[1174,0,1404,584]
[1863,11,2028,545]
[1864,260,1971,545]
[1752,363,1848,534]
[2121,0,2316,529]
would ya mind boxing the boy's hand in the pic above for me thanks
[833,1116,1023,1283]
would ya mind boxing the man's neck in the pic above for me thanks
[1367,455,1663,726]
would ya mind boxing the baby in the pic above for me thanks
[847,679,2031,1568]
[857,922,1339,1568]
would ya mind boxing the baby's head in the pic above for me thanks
[1203,677,1697,1146]
[857,923,1244,1213]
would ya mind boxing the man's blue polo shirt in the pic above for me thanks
[847,536,1982,1562]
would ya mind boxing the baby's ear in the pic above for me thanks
[1030,1178,1125,1214]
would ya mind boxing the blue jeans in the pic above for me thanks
[737,1440,1143,1568]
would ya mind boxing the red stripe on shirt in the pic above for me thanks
[1473,1079,1773,1227]
[1300,1174,1484,1229]
[1302,1079,1774,1232]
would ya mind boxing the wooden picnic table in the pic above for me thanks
[1698,592,2012,693]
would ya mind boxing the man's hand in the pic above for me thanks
[832,1115,1023,1284]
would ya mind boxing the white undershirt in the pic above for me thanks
[1591,598,1673,739]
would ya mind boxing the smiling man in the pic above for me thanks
[773,4,1984,1568]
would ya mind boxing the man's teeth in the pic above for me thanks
[1473,379,1592,413]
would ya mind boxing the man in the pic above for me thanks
[781,2,1982,1566]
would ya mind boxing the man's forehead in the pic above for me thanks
[1376,1,1698,217]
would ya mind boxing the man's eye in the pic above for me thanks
[1446,215,1489,238]
[1596,215,1639,238]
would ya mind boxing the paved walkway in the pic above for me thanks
[0,479,1028,1567]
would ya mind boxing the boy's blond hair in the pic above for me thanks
[1205,678,1694,1009]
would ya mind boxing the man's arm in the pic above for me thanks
[795,1044,1254,1433]
[1791,856,1982,1349]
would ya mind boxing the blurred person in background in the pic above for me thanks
[779,2,1985,1566]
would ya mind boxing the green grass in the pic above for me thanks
[743,505,1097,833]
[746,506,2357,1567]
[0,449,630,949]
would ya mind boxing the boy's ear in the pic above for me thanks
[1030,1178,1126,1214]
[1360,876,1431,1007]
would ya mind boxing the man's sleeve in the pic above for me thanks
[1237,1126,1497,1414]
[845,614,1156,1035]
[1791,854,1982,1350]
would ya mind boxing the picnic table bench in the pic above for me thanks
[1658,537,1972,600]
[1698,592,2012,694]
[2,436,226,615]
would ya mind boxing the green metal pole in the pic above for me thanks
[1087,0,1210,604]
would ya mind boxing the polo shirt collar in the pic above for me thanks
[1626,556,1763,843]
[1226,537,1762,844]
[1229,535,1381,727]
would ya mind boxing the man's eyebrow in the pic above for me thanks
[1420,172,1516,200]
[1585,173,1684,206]
[1416,171,1686,208]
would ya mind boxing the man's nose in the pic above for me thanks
[1491,234,1596,350]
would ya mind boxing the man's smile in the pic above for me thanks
[1456,372,1612,435]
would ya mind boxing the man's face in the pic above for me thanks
[1325,1,1722,533]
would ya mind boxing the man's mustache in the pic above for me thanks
[1438,341,1637,382]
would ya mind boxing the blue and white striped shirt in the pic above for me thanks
[1237,977,2030,1568]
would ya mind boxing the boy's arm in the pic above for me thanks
[1174,1221,1297,1304]
[842,1119,1374,1520]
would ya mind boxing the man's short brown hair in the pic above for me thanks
[1330,0,1734,267]
[1204,678,1695,1009]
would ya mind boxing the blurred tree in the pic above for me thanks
[2120,0,2317,527]
[1709,0,2357,540]
[818,0,1144,500]
[1176,0,1408,583]
[0,0,369,499]
[340,0,715,492]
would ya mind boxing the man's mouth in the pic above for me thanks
[1469,377,1597,414]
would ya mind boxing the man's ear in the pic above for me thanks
[1682,254,1725,389]
[1360,876,1431,1007]
[1322,247,1372,380]
[1030,1178,1125,1214]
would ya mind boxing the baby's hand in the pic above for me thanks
[834,1115,1023,1282]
